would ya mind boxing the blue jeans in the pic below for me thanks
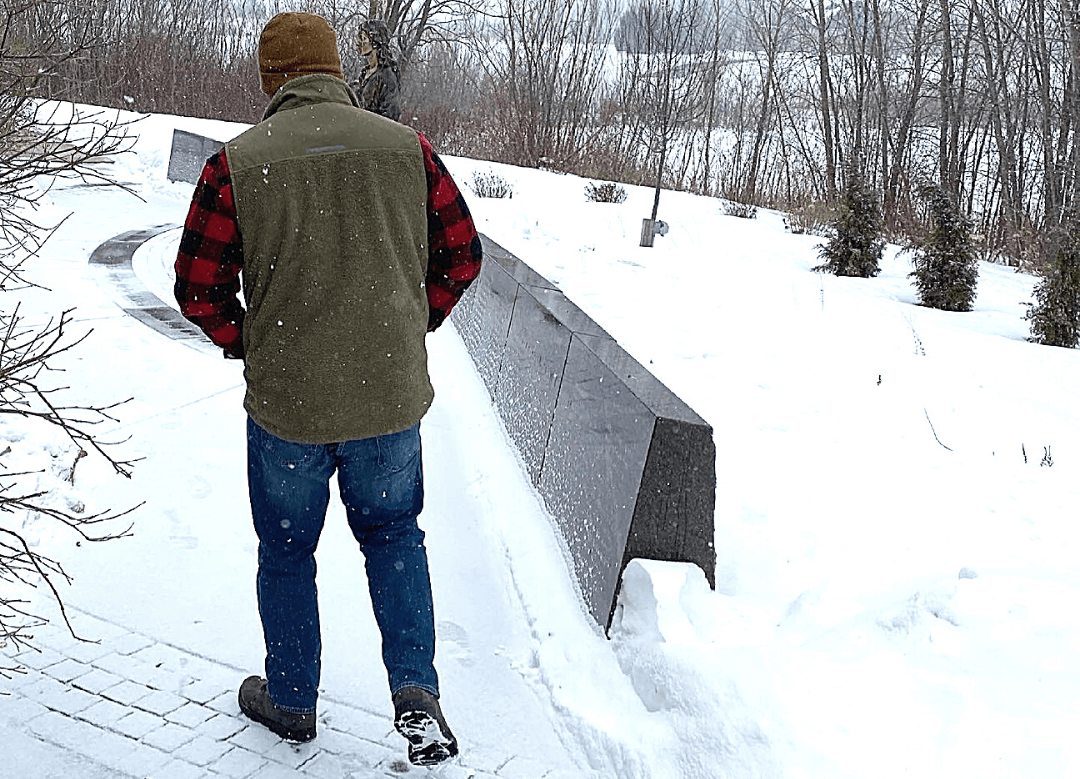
[246,417,439,713]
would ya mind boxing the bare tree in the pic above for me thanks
[937,0,958,195]
[697,0,732,195]
[1,0,140,671]
[1,306,140,664]
[296,0,483,82]
[737,0,796,204]
[876,0,932,230]
[809,0,836,200]
[635,0,715,213]
[382,0,482,75]
[479,0,614,169]
[15,0,1080,267]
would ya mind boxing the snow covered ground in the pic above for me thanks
[3,105,1080,779]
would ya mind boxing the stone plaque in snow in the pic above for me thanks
[167,129,226,184]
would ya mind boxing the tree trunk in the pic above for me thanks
[939,0,958,197]
[871,0,889,216]
[1064,0,1080,212]
[745,55,774,203]
[813,0,836,200]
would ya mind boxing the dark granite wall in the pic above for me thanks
[452,236,716,629]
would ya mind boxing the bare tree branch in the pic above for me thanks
[1,0,140,671]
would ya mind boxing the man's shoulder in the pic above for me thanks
[228,102,418,173]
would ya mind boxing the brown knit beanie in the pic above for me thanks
[259,12,344,96]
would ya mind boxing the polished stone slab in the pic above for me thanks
[453,237,520,399]
[166,129,226,184]
[451,237,716,629]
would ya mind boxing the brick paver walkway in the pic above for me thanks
[2,226,586,779]
[2,608,568,779]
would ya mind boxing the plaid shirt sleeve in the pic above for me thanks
[418,133,482,331]
[173,149,246,359]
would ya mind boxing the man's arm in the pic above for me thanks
[174,149,246,359]
[418,133,483,331]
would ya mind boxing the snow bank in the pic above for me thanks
[609,560,785,779]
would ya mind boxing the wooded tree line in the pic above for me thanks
[10,0,1080,266]
[421,0,1080,269]
[780,0,1080,268]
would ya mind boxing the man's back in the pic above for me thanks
[226,74,432,444]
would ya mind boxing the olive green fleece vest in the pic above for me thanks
[226,74,432,443]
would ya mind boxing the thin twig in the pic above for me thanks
[924,408,953,451]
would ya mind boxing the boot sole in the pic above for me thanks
[395,711,458,766]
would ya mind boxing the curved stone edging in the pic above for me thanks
[89,224,218,354]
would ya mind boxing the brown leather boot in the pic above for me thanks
[238,676,316,742]
[392,686,458,765]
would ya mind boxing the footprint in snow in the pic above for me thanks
[437,621,474,667]
[189,475,212,499]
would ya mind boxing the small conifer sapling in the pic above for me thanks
[1026,220,1080,348]
[813,164,884,278]
[907,185,979,311]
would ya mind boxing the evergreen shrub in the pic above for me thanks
[1027,223,1080,347]
[813,165,884,277]
[908,184,979,311]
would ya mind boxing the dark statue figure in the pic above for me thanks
[351,20,402,122]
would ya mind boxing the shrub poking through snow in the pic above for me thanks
[907,184,979,311]
[814,164,884,278]
[785,200,833,236]
[470,170,513,198]
[584,181,627,203]
[1026,221,1080,348]
[723,200,758,219]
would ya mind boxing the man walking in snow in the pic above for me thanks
[173,11,481,766]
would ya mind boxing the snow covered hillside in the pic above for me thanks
[3,105,1079,779]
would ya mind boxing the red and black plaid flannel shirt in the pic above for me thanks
[174,133,483,359]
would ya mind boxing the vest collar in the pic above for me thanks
[263,74,361,120]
